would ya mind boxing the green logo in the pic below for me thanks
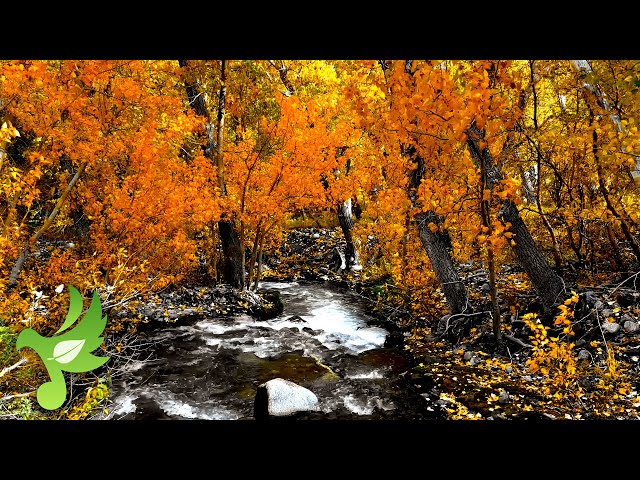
[16,285,109,410]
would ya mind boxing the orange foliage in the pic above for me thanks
[2,59,640,333]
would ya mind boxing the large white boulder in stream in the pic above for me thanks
[254,378,320,419]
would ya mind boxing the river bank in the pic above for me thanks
[253,227,640,420]
[102,227,640,420]
[5,226,639,420]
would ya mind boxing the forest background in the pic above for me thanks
[2,59,640,421]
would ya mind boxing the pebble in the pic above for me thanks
[577,349,591,361]
[498,389,510,403]
[602,321,621,334]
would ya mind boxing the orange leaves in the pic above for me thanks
[473,219,514,254]
[0,60,224,296]
[552,291,579,336]
[5,60,640,325]
[494,177,521,202]
[523,311,580,395]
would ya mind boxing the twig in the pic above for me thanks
[0,391,36,402]
[0,357,27,379]
[503,334,532,349]
[608,271,640,297]
[449,310,488,320]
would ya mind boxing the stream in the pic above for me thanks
[108,281,443,420]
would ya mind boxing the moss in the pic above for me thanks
[0,325,19,368]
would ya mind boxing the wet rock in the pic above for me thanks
[251,291,284,321]
[621,313,635,323]
[384,330,405,349]
[254,378,320,420]
[575,291,599,319]
[132,396,172,419]
[302,327,323,335]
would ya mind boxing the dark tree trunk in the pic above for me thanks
[466,121,566,312]
[337,199,360,271]
[218,219,244,289]
[414,211,469,315]
[407,150,469,315]
[180,59,244,289]
[605,222,626,271]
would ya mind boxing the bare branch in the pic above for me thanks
[0,357,27,379]
[0,391,36,403]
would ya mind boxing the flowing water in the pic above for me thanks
[108,281,442,420]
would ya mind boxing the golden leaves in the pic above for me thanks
[0,121,20,143]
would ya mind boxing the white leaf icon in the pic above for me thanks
[48,339,86,364]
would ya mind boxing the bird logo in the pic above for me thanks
[16,285,110,410]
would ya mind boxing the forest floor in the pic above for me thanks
[259,227,640,420]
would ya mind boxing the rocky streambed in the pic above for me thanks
[107,280,444,420]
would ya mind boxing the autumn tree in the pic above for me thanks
[264,60,364,273]
[1,60,218,329]
[462,61,567,313]
[224,60,358,287]
[338,60,476,322]
[510,60,640,274]
[384,60,470,316]
[572,60,640,265]
[179,60,244,289]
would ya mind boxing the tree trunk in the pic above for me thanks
[407,151,469,315]
[565,222,584,263]
[247,221,263,290]
[479,146,502,343]
[253,228,267,291]
[337,198,360,272]
[605,222,626,271]
[180,59,244,289]
[414,211,469,315]
[466,121,566,312]
[218,219,244,289]
[533,158,563,269]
